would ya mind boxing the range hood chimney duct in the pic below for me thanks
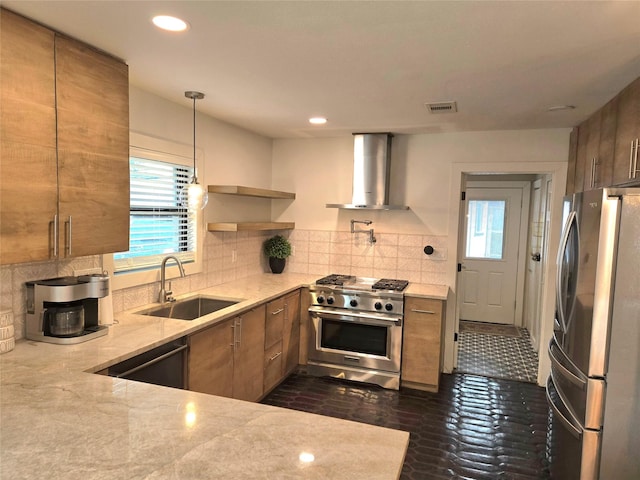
[326,133,408,210]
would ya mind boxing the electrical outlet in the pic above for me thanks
[292,246,296,256]
[232,250,237,263]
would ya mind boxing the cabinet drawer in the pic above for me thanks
[264,340,283,393]
[265,297,285,348]
[405,297,443,320]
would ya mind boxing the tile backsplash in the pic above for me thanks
[287,230,448,285]
[0,229,447,340]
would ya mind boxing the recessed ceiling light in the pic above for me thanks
[547,105,576,112]
[309,117,327,125]
[152,15,189,32]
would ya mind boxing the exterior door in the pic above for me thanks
[460,187,523,324]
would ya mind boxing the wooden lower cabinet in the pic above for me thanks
[265,296,286,349]
[263,290,301,393]
[232,305,266,402]
[188,290,302,401]
[263,340,284,393]
[188,305,266,402]
[188,318,234,398]
[401,296,444,392]
[282,290,301,375]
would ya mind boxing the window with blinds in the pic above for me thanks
[114,156,197,273]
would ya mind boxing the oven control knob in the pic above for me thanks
[385,303,394,311]
[374,302,383,310]
[317,295,325,304]
[327,296,335,305]
[350,299,358,307]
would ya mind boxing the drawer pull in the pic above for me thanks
[411,309,435,314]
[269,351,282,362]
[271,308,284,315]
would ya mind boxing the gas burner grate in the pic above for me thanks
[315,274,355,286]
[372,279,409,292]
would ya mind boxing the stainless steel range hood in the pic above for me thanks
[326,133,409,210]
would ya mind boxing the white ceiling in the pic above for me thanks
[5,1,640,139]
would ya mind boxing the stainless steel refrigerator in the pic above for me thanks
[547,187,640,479]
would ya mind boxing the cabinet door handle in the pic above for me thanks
[51,214,59,259]
[633,138,640,180]
[230,322,236,350]
[630,140,636,179]
[411,309,435,314]
[65,216,72,256]
[590,157,598,188]
[271,308,284,315]
[269,351,282,362]
[236,318,242,346]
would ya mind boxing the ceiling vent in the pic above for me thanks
[425,101,457,114]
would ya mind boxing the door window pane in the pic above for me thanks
[466,200,506,259]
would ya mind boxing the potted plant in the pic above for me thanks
[263,234,292,274]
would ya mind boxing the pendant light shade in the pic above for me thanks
[180,90,208,210]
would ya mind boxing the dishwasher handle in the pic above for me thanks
[114,344,188,379]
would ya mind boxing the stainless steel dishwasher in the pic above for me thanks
[103,337,188,389]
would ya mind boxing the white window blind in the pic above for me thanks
[114,156,197,273]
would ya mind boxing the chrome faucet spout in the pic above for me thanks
[350,219,376,244]
[159,255,186,303]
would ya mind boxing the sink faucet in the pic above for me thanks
[350,219,376,244]
[158,255,186,303]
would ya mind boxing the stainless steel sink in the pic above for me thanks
[136,295,240,320]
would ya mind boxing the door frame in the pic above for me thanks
[444,160,568,386]
[458,180,531,327]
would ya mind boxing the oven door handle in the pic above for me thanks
[308,306,402,326]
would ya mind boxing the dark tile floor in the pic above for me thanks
[457,326,540,383]
[261,371,550,480]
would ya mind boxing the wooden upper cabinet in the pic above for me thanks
[569,76,640,193]
[0,9,57,264]
[0,10,129,265]
[612,77,640,185]
[565,128,579,194]
[55,35,130,257]
[575,111,602,192]
[595,98,618,189]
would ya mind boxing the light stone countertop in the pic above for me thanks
[1,273,447,479]
[404,283,449,300]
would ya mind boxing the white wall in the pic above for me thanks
[273,130,569,232]
[273,128,571,384]
[130,86,274,224]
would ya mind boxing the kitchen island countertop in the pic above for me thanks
[0,273,415,480]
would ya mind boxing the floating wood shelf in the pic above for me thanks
[207,185,295,200]
[207,222,295,232]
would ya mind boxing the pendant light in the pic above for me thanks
[180,90,208,210]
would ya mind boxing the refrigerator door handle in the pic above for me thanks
[547,376,582,439]
[556,210,577,335]
[549,338,587,390]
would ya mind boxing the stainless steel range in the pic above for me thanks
[307,274,408,390]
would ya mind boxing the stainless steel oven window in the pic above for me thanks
[320,319,388,357]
